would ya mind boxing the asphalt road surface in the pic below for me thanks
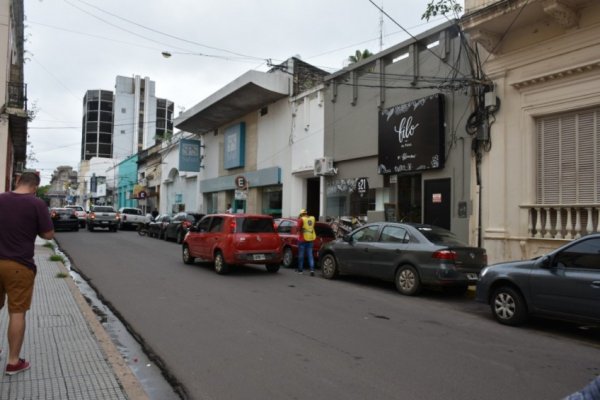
[55,230,600,400]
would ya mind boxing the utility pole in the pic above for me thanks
[379,2,384,51]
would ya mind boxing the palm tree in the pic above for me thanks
[348,49,373,64]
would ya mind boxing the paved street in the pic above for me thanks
[55,230,600,400]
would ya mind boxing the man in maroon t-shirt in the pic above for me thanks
[0,172,54,375]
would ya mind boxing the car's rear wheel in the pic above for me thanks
[87,225,94,232]
[214,251,230,275]
[266,264,280,273]
[321,254,338,279]
[282,247,295,268]
[395,265,422,296]
[182,245,195,265]
[491,286,528,326]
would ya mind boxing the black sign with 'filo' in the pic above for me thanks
[377,94,445,175]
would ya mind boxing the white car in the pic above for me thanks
[65,205,87,228]
[118,207,148,230]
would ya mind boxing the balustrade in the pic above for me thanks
[524,205,600,239]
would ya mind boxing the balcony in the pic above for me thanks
[523,204,600,240]
[6,82,27,112]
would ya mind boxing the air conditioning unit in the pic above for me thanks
[314,157,335,176]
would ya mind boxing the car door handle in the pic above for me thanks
[592,281,600,288]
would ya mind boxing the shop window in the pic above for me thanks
[262,187,282,218]
[349,189,376,216]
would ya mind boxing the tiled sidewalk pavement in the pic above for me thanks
[0,240,148,399]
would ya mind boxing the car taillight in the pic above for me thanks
[51,211,57,218]
[116,213,121,220]
[432,250,456,261]
[89,212,96,220]
[483,252,488,265]
[229,219,236,233]
[182,221,191,229]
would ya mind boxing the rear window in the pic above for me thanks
[417,227,466,247]
[315,225,335,238]
[93,206,114,213]
[122,209,141,215]
[66,206,84,211]
[236,217,275,233]
[54,208,73,215]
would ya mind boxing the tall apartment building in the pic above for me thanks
[112,75,173,160]
[0,0,27,192]
[81,89,114,160]
[80,76,174,162]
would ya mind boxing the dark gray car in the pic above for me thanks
[476,233,600,326]
[319,222,487,296]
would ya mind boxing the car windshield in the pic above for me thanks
[417,226,466,246]
[315,225,335,238]
[122,209,141,215]
[237,217,274,233]
[93,207,114,213]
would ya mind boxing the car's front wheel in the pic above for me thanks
[395,265,421,296]
[214,251,230,275]
[321,254,338,279]
[182,245,195,265]
[282,247,295,268]
[491,286,528,326]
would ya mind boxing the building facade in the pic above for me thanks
[81,90,114,160]
[174,58,328,218]
[461,0,600,262]
[0,0,27,192]
[47,166,78,207]
[323,21,480,244]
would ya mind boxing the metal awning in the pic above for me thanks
[175,70,290,134]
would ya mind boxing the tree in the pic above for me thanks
[422,0,463,21]
[348,49,373,64]
[37,185,50,205]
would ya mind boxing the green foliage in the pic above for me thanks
[55,272,69,279]
[348,49,374,64]
[37,185,50,201]
[422,0,463,21]
[49,254,64,262]
[43,242,54,250]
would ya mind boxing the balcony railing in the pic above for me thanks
[522,205,600,240]
[6,82,27,111]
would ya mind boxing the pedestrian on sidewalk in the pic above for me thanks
[0,172,54,375]
[296,209,316,276]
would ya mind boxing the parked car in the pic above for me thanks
[148,214,171,239]
[50,207,79,232]
[164,212,205,243]
[476,233,600,326]
[118,207,148,230]
[275,217,336,268]
[86,205,120,232]
[64,205,87,227]
[182,213,282,274]
[319,222,487,296]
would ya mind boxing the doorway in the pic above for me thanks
[306,178,320,217]
[397,174,422,223]
[424,178,451,230]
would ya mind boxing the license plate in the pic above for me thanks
[467,273,479,280]
[253,254,266,261]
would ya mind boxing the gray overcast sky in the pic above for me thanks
[24,0,463,184]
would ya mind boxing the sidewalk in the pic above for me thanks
[0,239,148,400]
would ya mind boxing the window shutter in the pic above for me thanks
[536,108,599,205]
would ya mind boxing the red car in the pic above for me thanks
[182,213,282,274]
[274,218,336,269]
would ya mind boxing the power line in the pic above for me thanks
[73,0,267,61]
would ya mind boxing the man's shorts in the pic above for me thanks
[0,259,35,313]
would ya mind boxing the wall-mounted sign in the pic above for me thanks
[378,94,445,175]
[235,189,248,200]
[235,175,248,189]
[432,193,442,203]
[224,122,246,170]
[179,139,202,172]
[356,177,369,197]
